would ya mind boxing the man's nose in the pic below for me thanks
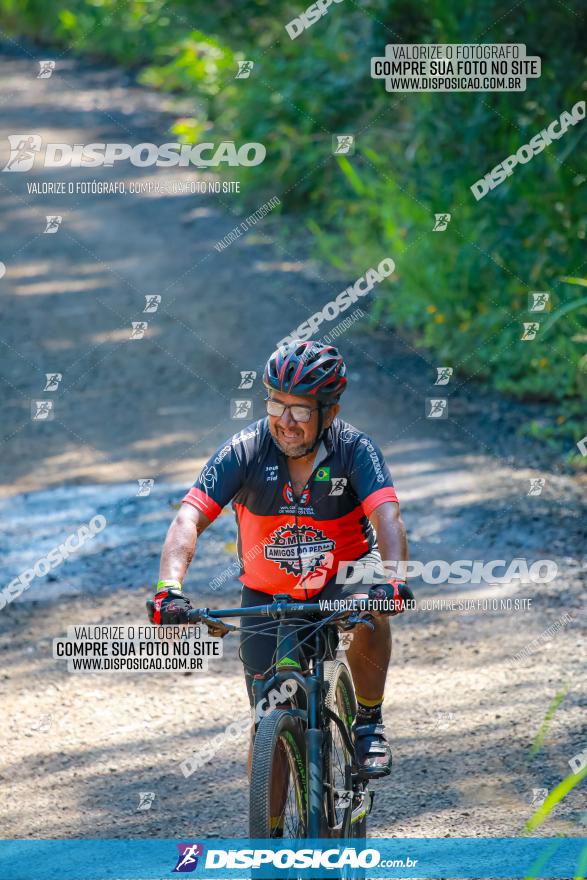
[277,407,295,427]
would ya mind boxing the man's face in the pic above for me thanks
[266,389,339,458]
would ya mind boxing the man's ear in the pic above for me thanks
[324,403,340,427]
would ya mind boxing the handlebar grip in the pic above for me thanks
[187,609,205,623]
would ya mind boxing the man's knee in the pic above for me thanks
[346,610,390,650]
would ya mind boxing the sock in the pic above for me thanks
[356,698,383,725]
[270,816,284,837]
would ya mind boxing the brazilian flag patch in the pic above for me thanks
[314,467,330,482]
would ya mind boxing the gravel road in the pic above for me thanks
[0,42,585,842]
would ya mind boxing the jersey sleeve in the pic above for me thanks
[182,438,247,523]
[348,434,398,517]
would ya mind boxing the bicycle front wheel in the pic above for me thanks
[249,710,307,839]
[324,659,368,838]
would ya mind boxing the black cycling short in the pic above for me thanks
[239,551,384,705]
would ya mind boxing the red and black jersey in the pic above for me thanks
[182,418,398,598]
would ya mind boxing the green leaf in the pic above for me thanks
[530,684,569,755]
[541,296,587,336]
[574,842,587,880]
[336,155,365,195]
[524,764,587,832]
[58,9,77,29]
[523,839,565,880]
[560,276,587,289]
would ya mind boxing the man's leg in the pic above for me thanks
[345,611,391,701]
[344,611,393,776]
[323,544,395,776]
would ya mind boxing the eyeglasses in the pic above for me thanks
[265,397,319,423]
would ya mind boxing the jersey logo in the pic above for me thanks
[264,523,335,577]
[329,477,347,496]
[314,466,330,482]
[199,465,218,491]
[265,464,278,482]
[292,550,335,596]
[340,428,360,444]
[282,482,310,505]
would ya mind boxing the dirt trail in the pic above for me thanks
[0,43,585,841]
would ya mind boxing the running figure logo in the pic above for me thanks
[337,631,354,651]
[136,791,156,811]
[332,135,354,155]
[529,292,549,312]
[37,60,55,79]
[433,213,451,231]
[173,843,204,873]
[130,322,148,340]
[2,135,42,172]
[529,788,548,807]
[238,370,256,389]
[426,398,448,419]
[231,399,252,419]
[528,478,545,496]
[235,61,254,79]
[44,373,62,391]
[44,215,62,234]
[137,478,155,497]
[293,550,335,595]
[521,322,539,341]
[32,400,54,420]
[434,367,453,385]
[144,295,161,313]
[29,713,53,733]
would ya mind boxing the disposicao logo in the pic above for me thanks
[173,843,204,873]
[2,136,266,172]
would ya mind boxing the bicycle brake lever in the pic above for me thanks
[346,613,375,631]
[199,613,236,638]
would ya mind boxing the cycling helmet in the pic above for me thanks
[264,340,347,404]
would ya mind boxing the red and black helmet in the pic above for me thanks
[264,340,347,404]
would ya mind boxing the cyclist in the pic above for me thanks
[148,340,411,779]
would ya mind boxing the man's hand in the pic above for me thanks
[368,581,414,616]
[146,588,193,624]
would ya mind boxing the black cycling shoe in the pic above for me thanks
[352,722,393,778]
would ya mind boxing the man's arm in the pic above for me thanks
[368,501,408,580]
[158,428,249,587]
[159,504,211,584]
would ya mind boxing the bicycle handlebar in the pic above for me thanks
[186,594,375,630]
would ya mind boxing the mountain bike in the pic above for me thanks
[187,594,375,839]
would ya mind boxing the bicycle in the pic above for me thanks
[187,593,375,840]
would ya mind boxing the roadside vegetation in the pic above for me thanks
[1,0,585,459]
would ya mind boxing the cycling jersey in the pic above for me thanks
[182,417,398,597]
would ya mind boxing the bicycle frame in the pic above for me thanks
[188,594,372,838]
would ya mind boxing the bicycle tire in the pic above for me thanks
[249,709,307,839]
[324,659,368,839]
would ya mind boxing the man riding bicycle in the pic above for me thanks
[148,340,410,779]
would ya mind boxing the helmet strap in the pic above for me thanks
[306,403,325,454]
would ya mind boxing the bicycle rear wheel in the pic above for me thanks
[324,659,368,838]
[249,709,307,839]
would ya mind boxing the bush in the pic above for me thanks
[1,0,585,444]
